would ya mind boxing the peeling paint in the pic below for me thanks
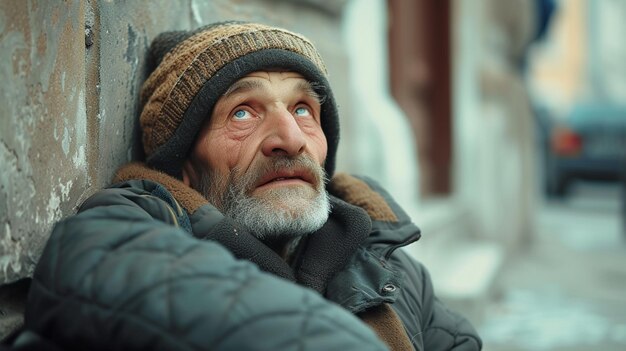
[60,180,73,201]
[72,90,87,169]
[61,126,70,155]
[45,190,61,228]
[0,223,21,280]
[73,145,86,170]
[42,180,74,227]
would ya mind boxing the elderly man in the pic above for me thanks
[12,22,481,350]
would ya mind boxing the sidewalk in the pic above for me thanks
[477,184,626,351]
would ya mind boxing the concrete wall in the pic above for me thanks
[0,0,350,336]
[1,0,89,285]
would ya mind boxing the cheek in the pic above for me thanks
[307,128,328,163]
[196,131,241,173]
[209,130,263,174]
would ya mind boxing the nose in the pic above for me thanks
[261,107,307,157]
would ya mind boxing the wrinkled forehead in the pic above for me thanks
[226,70,302,88]
[221,71,321,101]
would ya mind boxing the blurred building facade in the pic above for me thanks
[530,0,626,112]
[385,0,546,321]
[0,0,552,337]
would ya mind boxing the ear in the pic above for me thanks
[181,160,197,187]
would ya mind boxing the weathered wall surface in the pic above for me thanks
[0,0,88,284]
[0,0,348,337]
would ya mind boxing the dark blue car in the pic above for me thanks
[544,103,626,197]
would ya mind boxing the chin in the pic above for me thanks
[256,186,319,215]
[229,186,330,240]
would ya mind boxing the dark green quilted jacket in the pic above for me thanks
[11,170,481,351]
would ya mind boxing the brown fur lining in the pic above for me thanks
[113,162,208,214]
[359,304,414,351]
[329,173,398,222]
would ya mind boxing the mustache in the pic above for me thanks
[196,155,327,212]
[239,155,327,194]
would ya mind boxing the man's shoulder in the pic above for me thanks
[329,173,407,221]
[80,179,173,212]
[329,173,421,245]
[75,178,192,232]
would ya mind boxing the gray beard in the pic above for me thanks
[197,156,330,240]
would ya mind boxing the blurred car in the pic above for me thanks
[544,103,626,197]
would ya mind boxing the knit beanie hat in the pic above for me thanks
[139,21,340,179]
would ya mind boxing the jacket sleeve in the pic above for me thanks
[391,250,482,351]
[24,183,389,351]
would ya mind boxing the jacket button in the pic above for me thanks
[382,283,396,293]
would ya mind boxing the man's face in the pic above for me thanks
[183,71,330,239]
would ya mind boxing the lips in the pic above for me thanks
[255,168,316,189]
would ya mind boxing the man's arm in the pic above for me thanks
[23,182,388,350]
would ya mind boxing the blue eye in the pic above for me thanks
[233,109,251,120]
[294,106,311,117]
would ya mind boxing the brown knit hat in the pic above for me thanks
[139,21,339,178]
